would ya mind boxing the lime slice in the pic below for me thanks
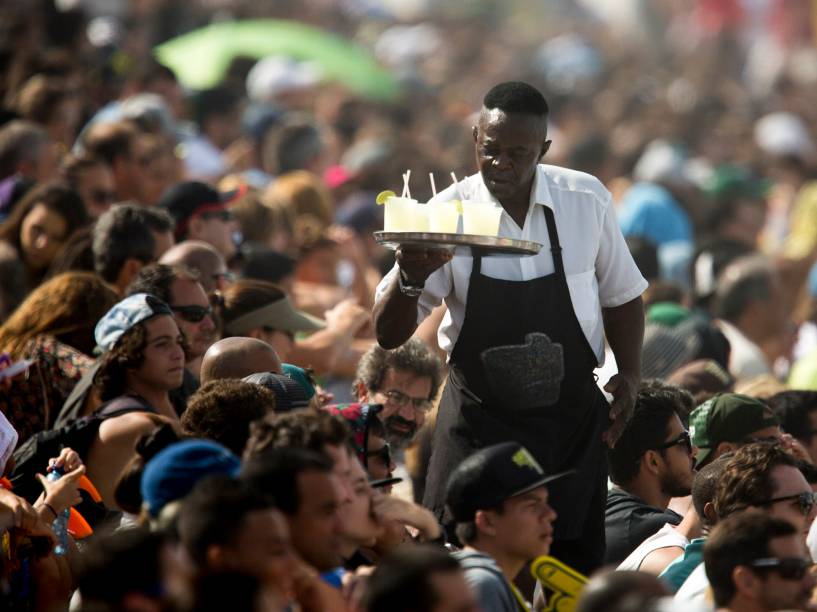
[375,190,396,205]
[453,199,463,214]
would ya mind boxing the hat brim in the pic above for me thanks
[274,308,326,333]
[371,476,403,488]
[694,447,713,469]
[506,468,576,501]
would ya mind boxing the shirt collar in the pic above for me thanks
[530,165,554,209]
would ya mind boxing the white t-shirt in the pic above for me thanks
[673,562,714,611]
[375,165,648,364]
[617,523,689,571]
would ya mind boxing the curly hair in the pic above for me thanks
[125,263,199,305]
[182,380,276,456]
[712,442,798,520]
[0,271,118,358]
[243,408,351,462]
[352,338,443,401]
[93,324,149,402]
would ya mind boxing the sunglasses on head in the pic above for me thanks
[171,304,213,323]
[749,557,814,580]
[652,430,693,455]
[759,491,817,517]
[366,443,392,467]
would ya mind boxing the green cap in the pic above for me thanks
[281,363,316,400]
[689,393,779,467]
[704,165,771,200]
[646,302,690,328]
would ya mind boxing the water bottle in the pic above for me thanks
[45,467,69,555]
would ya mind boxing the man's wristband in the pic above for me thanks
[398,269,424,298]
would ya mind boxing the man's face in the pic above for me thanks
[755,535,816,611]
[131,315,186,391]
[170,278,216,361]
[189,210,238,260]
[77,163,117,218]
[337,454,380,548]
[656,414,695,498]
[287,470,342,572]
[484,486,557,562]
[428,570,481,612]
[223,508,295,598]
[473,109,549,205]
[766,464,817,536]
[364,368,433,449]
[366,433,395,485]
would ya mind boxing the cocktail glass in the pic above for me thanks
[462,201,502,236]
[384,197,419,232]
[428,200,460,233]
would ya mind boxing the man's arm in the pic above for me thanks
[373,248,451,349]
[601,295,644,447]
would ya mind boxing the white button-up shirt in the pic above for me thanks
[375,164,648,364]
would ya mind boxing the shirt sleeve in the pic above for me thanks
[374,261,453,326]
[463,568,517,612]
[595,192,649,308]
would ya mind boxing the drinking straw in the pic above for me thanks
[402,170,412,198]
[450,172,463,200]
[429,172,437,197]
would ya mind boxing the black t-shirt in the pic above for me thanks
[604,486,682,565]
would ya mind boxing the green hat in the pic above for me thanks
[704,165,771,200]
[646,302,690,328]
[689,393,779,467]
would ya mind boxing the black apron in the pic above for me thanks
[423,207,609,574]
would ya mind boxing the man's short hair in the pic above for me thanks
[193,87,240,129]
[0,119,48,178]
[607,384,685,485]
[265,118,324,175]
[93,204,174,283]
[362,545,464,612]
[712,442,798,520]
[178,475,273,568]
[125,263,199,304]
[240,447,332,515]
[691,452,733,528]
[243,408,351,462]
[712,255,775,323]
[353,338,442,400]
[767,390,817,443]
[83,121,138,166]
[704,511,798,607]
[483,81,549,117]
[181,379,276,455]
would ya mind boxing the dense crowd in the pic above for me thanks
[4,0,817,611]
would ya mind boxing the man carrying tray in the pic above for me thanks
[373,81,647,573]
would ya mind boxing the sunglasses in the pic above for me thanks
[750,557,814,580]
[366,443,392,467]
[171,304,213,323]
[652,430,693,455]
[759,491,817,517]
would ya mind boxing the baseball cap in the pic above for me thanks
[159,181,245,239]
[140,439,241,517]
[445,442,572,523]
[242,371,310,412]
[223,295,325,336]
[94,293,173,353]
[689,393,780,467]
[282,363,316,399]
[324,403,383,464]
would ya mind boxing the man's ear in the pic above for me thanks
[117,257,144,293]
[733,565,762,600]
[354,382,369,402]
[474,509,497,538]
[472,125,479,143]
[715,442,736,458]
[540,140,551,159]
[188,215,204,239]
[642,450,662,476]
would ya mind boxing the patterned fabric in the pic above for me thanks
[0,336,93,445]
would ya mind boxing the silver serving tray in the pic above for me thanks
[374,231,542,256]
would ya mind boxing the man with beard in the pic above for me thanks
[605,385,696,565]
[353,339,443,449]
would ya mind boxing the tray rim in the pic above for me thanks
[373,231,542,256]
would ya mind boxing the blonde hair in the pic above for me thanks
[264,170,333,248]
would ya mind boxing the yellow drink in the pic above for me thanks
[462,201,502,236]
[429,201,460,233]
[384,197,418,231]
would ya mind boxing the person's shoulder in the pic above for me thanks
[538,164,611,206]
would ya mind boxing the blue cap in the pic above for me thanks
[94,293,173,353]
[140,439,241,517]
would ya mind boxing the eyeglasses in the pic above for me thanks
[749,557,814,580]
[366,443,392,467]
[652,430,693,455]
[171,304,213,323]
[759,491,817,516]
[380,389,433,413]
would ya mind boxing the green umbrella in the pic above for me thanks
[154,19,401,101]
